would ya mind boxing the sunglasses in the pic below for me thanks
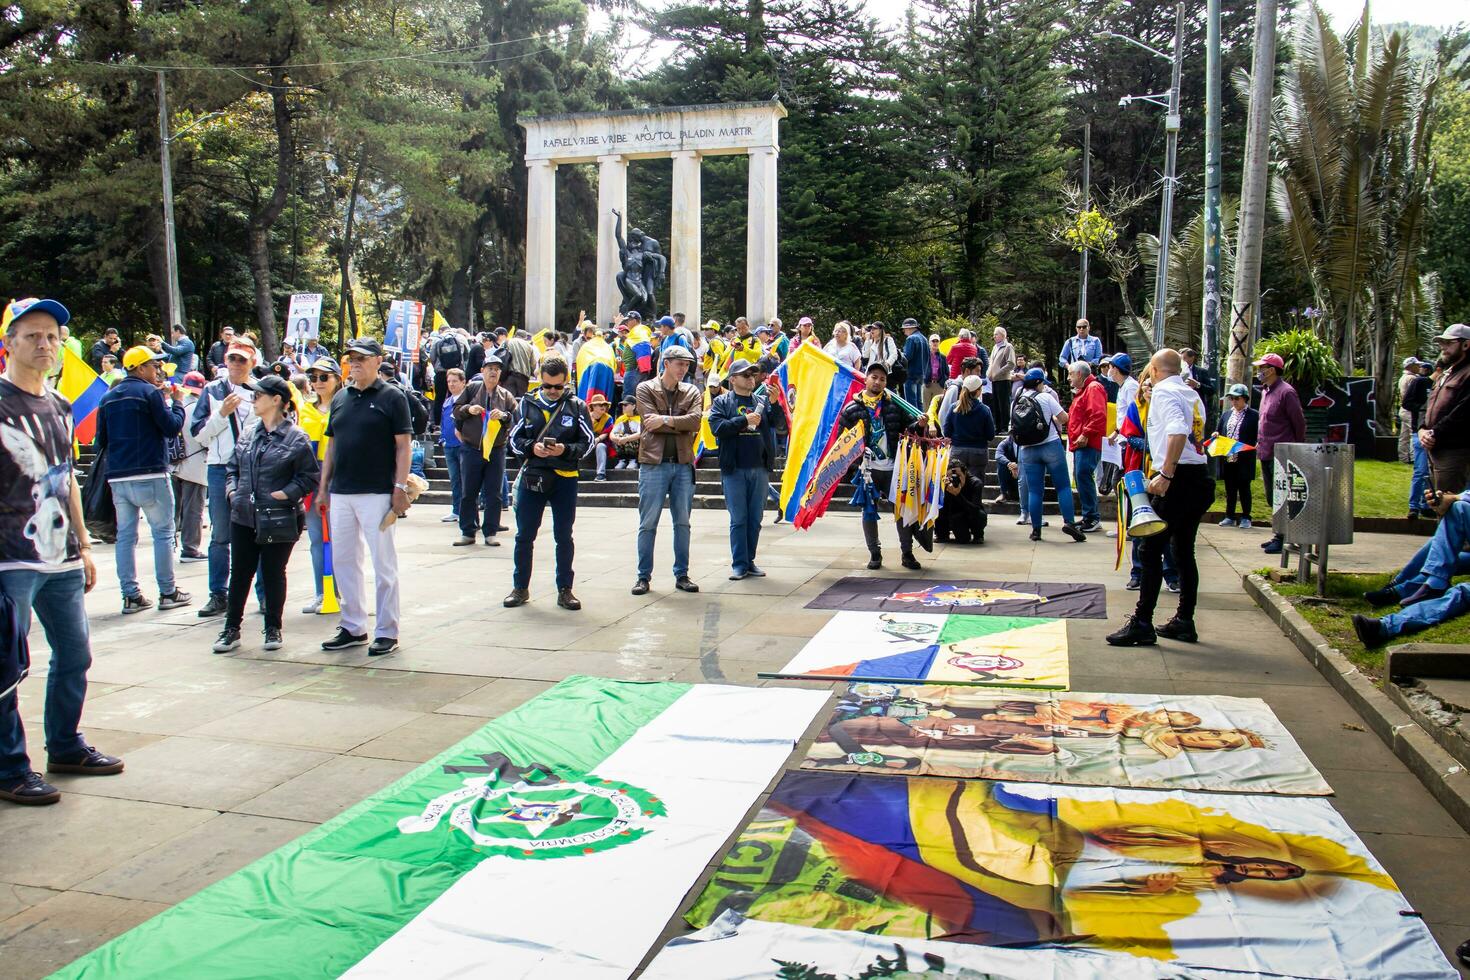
[540,383,567,392]
[308,372,334,382]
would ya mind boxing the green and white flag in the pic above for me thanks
[53,676,828,979]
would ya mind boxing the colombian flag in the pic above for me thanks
[575,337,616,404]
[628,324,654,373]
[769,344,865,524]
[58,345,109,445]
[694,386,719,463]
[1207,435,1254,457]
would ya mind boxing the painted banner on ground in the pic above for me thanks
[646,912,1219,980]
[769,611,1068,688]
[687,771,1454,979]
[802,685,1331,795]
[53,676,827,980]
[806,576,1106,619]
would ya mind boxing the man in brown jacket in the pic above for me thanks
[633,345,701,595]
[451,356,517,546]
[1421,323,1470,493]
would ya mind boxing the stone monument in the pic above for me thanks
[518,101,787,332]
[612,209,667,318]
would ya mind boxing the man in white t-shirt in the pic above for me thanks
[1107,349,1214,648]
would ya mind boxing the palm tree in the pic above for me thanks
[1125,199,1239,354]
[1270,2,1451,425]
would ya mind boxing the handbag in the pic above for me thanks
[254,505,300,545]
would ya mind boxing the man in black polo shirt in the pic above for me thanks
[316,338,413,656]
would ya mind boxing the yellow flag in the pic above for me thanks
[482,417,502,462]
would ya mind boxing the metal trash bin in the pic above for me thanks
[1271,442,1354,593]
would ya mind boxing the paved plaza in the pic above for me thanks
[2,506,1467,977]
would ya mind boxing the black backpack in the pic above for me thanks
[434,336,464,371]
[1010,392,1051,447]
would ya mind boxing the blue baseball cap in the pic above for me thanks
[1024,367,1046,384]
[1109,352,1132,374]
[5,297,70,327]
[656,315,676,327]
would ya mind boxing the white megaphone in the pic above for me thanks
[1122,469,1168,538]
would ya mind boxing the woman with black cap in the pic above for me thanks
[213,374,320,653]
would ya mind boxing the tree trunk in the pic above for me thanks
[246,70,295,360]
[337,146,366,350]
[1228,0,1276,387]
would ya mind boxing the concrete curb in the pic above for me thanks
[1205,512,1434,536]
[1243,572,1470,833]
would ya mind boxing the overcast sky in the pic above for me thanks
[861,0,1466,30]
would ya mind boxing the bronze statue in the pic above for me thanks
[612,209,667,318]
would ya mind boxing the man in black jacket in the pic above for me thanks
[504,356,594,611]
[840,362,922,570]
[710,360,779,580]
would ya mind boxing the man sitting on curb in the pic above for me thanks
[1355,488,1470,647]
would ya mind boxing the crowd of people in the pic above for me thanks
[13,288,1450,806]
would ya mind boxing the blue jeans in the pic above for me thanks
[1072,445,1101,524]
[1403,500,1470,591]
[444,443,462,517]
[1410,437,1431,514]
[1131,536,1179,585]
[1381,582,1470,639]
[902,379,924,410]
[207,464,231,596]
[512,472,577,590]
[722,468,767,574]
[305,504,325,600]
[112,476,176,598]
[1020,441,1075,530]
[637,462,694,580]
[0,569,90,780]
[1390,539,1470,598]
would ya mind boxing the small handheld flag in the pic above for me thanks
[1207,435,1255,457]
[58,346,109,446]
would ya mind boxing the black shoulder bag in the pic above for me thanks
[250,431,302,545]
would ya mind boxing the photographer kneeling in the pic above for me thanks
[213,375,320,654]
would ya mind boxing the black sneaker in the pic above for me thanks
[1363,586,1401,608]
[0,771,60,805]
[158,589,192,610]
[1352,614,1390,649]
[178,550,207,563]
[866,554,882,570]
[213,627,242,653]
[1062,523,1087,543]
[1079,520,1104,533]
[368,637,398,657]
[675,576,700,593]
[321,628,369,651]
[1156,616,1198,643]
[1125,576,1141,591]
[900,553,921,570]
[631,579,650,596]
[46,745,124,776]
[1105,615,1158,647]
[1029,529,1041,542]
[262,627,283,651]
[122,594,152,615]
[557,589,582,611]
[197,593,228,617]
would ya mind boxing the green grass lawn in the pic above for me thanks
[1214,458,1410,520]
[1267,570,1470,678]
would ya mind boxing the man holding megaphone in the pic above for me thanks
[1107,349,1215,647]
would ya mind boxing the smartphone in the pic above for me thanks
[539,435,557,448]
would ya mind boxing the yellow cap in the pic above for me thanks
[122,345,165,370]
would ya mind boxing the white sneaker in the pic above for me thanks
[301,598,323,615]
[440,513,458,523]
[1239,518,1253,529]
[1218,517,1237,527]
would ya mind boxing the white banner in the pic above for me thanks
[286,293,324,345]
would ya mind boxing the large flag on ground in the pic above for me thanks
[767,611,1069,688]
[575,337,616,403]
[768,343,865,525]
[58,345,109,445]
[688,771,1454,979]
[803,685,1331,795]
[53,676,827,980]
[806,576,1106,619]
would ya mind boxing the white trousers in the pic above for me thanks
[328,493,400,639]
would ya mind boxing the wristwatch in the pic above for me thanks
[393,482,408,492]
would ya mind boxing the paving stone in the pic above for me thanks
[434,678,557,718]
[74,812,314,904]
[345,712,491,763]
[0,891,170,979]
[235,755,416,822]
[1,794,214,890]
[190,698,423,752]
[73,686,266,736]
[282,668,488,713]
[0,883,60,923]
[56,735,334,810]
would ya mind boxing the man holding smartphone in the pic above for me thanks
[504,356,594,611]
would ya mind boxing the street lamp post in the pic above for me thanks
[156,72,221,336]
[1100,2,1185,352]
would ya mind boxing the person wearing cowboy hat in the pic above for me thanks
[610,394,641,469]
[586,393,616,480]
[96,343,192,615]
[899,318,929,408]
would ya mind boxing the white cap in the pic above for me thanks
[1436,323,1470,341]
[962,374,984,393]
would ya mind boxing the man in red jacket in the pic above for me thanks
[1067,362,1107,532]
[945,328,979,380]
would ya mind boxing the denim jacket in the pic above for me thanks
[94,376,186,480]
[225,420,321,529]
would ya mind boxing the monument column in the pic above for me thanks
[596,154,628,330]
[745,145,779,326]
[669,150,702,329]
[524,159,557,332]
